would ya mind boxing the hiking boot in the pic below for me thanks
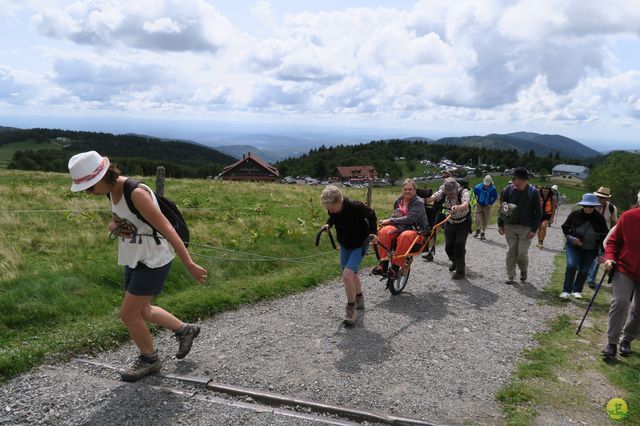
[448,262,457,272]
[473,229,480,238]
[422,251,434,262]
[343,304,356,326]
[559,292,570,300]
[355,294,365,310]
[480,232,486,240]
[572,292,583,299]
[520,272,527,282]
[175,324,201,359]
[505,277,515,284]
[620,340,632,357]
[587,281,596,289]
[452,272,465,280]
[121,351,161,382]
[602,343,617,360]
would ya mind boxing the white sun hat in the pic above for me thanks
[68,151,110,192]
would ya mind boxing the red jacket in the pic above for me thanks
[604,207,640,281]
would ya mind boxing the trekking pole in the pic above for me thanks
[576,262,616,335]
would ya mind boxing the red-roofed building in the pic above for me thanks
[334,166,378,181]
[220,152,279,181]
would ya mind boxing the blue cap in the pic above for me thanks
[577,193,600,207]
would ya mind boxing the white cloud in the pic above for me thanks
[31,0,243,52]
[143,17,182,34]
[1,0,638,132]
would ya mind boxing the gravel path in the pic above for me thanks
[0,208,570,425]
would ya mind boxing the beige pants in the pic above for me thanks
[607,271,640,344]
[474,205,492,231]
[504,224,532,279]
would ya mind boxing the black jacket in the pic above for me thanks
[561,209,609,249]
[326,198,378,249]
[498,184,543,231]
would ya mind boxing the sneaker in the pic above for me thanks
[355,294,365,310]
[559,292,570,300]
[448,262,457,272]
[422,251,434,262]
[505,277,515,284]
[480,232,486,240]
[520,272,527,282]
[572,292,583,299]
[473,230,480,238]
[587,281,596,289]
[175,324,201,359]
[343,304,356,326]
[452,272,465,280]
[537,243,544,250]
[121,351,161,382]
[620,340,632,357]
[602,343,617,360]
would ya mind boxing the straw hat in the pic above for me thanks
[68,151,109,192]
[593,187,611,198]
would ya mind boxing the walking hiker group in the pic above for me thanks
[67,150,639,380]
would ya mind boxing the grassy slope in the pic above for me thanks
[497,255,639,424]
[0,140,63,168]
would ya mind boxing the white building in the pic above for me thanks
[552,164,589,181]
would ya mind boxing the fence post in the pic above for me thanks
[366,179,373,206]
[155,166,165,196]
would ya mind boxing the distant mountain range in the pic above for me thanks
[209,131,600,161]
[430,132,600,159]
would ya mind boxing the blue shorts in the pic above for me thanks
[124,261,172,296]
[340,245,368,273]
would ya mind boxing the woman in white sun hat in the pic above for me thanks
[68,151,207,382]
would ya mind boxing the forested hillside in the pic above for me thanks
[433,132,601,159]
[2,128,236,178]
[275,139,597,180]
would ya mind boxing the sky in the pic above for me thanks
[1,0,639,150]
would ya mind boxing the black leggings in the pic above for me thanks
[444,220,470,273]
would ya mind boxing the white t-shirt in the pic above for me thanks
[111,183,175,269]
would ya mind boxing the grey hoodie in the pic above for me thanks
[389,195,429,231]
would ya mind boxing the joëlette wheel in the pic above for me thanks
[387,264,410,295]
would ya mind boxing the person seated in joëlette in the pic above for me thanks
[372,179,429,277]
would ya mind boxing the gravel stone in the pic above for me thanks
[0,208,575,425]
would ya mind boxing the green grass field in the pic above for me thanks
[0,140,63,168]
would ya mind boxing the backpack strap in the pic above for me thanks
[122,178,162,245]
[608,202,614,215]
